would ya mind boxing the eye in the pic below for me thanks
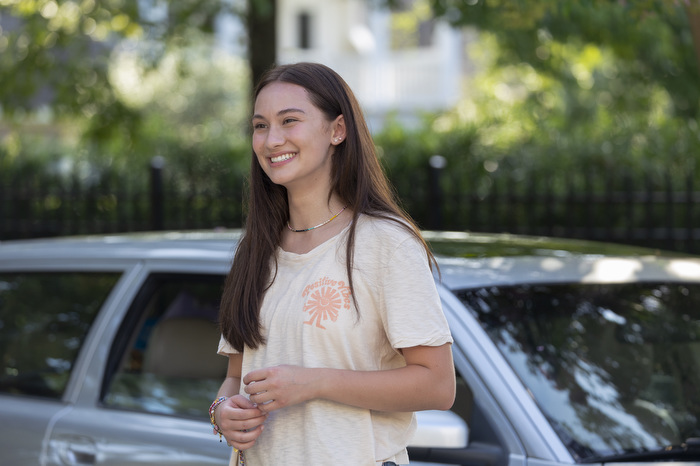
[253,122,267,130]
[282,117,298,125]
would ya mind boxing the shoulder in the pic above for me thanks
[353,214,426,259]
[356,214,414,240]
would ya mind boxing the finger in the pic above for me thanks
[242,368,269,385]
[219,406,261,433]
[235,413,268,432]
[227,424,265,449]
[253,398,281,414]
[219,409,266,439]
[229,393,258,409]
[220,409,267,432]
[243,382,268,398]
[228,437,256,451]
[248,390,273,406]
[226,395,268,419]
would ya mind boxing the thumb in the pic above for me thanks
[230,393,258,409]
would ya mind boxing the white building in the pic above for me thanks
[274,0,467,130]
[146,0,471,130]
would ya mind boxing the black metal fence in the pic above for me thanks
[425,164,700,254]
[1,157,698,254]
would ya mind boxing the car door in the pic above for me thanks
[0,263,132,466]
[44,262,232,466]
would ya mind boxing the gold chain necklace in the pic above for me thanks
[287,205,347,232]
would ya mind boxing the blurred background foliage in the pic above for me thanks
[0,0,252,193]
[1,0,699,232]
[379,0,700,198]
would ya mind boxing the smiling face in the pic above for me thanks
[251,81,345,193]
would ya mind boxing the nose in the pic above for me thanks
[265,124,285,148]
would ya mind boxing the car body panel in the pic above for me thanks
[45,406,229,465]
[2,399,70,465]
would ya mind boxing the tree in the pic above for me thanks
[247,0,276,90]
[0,0,276,143]
[428,0,700,118]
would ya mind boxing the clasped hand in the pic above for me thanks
[244,364,314,412]
[217,365,313,450]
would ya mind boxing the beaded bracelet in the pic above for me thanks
[209,396,247,465]
[209,396,228,441]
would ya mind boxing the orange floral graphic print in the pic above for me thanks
[302,276,351,329]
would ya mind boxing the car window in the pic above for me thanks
[102,273,227,419]
[457,282,700,461]
[0,272,121,399]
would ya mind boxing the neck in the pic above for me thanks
[287,192,345,233]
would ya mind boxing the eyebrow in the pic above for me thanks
[252,108,306,120]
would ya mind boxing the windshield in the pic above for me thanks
[456,282,700,461]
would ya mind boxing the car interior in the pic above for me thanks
[102,273,227,418]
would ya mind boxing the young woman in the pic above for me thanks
[212,62,455,465]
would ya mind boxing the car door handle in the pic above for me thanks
[63,447,96,465]
[50,435,97,465]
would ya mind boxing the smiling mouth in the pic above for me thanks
[270,153,296,163]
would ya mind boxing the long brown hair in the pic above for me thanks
[219,62,436,352]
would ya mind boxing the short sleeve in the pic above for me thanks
[380,235,453,349]
[217,334,239,355]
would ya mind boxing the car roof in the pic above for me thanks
[421,230,680,258]
[2,230,698,290]
[435,253,700,289]
[420,231,700,290]
[0,230,242,263]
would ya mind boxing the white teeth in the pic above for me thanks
[271,153,295,163]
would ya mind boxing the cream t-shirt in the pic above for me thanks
[218,215,453,465]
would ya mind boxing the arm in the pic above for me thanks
[243,343,455,413]
[216,353,242,399]
[214,353,268,450]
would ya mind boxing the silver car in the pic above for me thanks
[1,231,699,466]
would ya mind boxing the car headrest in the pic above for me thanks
[143,317,227,379]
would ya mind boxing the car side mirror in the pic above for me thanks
[411,409,469,448]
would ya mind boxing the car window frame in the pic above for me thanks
[100,270,227,417]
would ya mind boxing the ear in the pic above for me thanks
[330,114,346,146]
